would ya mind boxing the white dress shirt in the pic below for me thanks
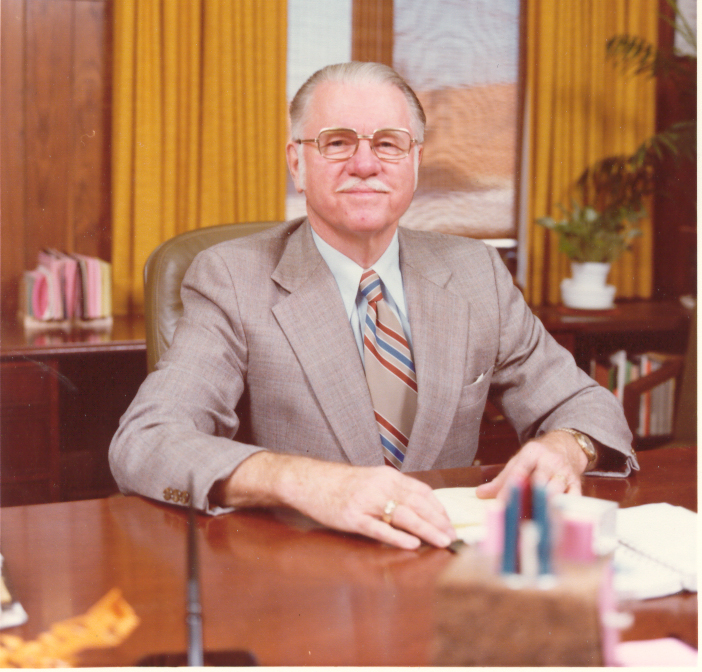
[311,228,413,363]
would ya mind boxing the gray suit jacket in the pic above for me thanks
[109,219,636,511]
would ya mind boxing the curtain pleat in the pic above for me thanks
[522,0,658,306]
[112,0,287,315]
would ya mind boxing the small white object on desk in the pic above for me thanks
[0,554,28,629]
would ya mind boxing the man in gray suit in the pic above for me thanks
[110,62,637,550]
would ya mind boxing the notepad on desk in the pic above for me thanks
[433,487,489,545]
[614,502,697,600]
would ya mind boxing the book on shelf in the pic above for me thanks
[589,350,677,438]
[20,249,112,330]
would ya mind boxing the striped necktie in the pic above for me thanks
[359,269,418,469]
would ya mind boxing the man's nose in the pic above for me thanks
[346,138,381,176]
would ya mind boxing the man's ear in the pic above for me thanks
[413,144,424,191]
[286,142,305,193]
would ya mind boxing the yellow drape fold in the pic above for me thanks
[112,0,287,315]
[523,0,658,306]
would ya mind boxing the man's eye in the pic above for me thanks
[321,134,355,148]
[375,140,404,155]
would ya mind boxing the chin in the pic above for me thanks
[346,217,398,237]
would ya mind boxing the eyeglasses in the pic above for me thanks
[295,128,418,162]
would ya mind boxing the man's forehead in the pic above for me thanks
[306,80,412,130]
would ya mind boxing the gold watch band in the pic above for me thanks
[555,427,597,471]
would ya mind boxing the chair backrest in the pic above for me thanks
[143,222,281,372]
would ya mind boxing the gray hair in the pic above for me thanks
[289,62,426,142]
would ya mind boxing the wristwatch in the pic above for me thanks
[556,428,598,471]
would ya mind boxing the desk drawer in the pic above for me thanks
[0,359,60,505]
[1,359,57,406]
[1,407,55,474]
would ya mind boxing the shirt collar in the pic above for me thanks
[310,228,406,319]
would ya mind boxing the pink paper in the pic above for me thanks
[616,638,697,667]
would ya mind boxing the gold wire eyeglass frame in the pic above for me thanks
[294,127,419,162]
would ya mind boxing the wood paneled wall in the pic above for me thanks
[1,0,112,318]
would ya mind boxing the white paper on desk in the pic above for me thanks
[614,502,697,600]
[433,487,489,544]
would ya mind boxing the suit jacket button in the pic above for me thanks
[163,487,173,501]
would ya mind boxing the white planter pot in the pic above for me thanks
[560,261,616,310]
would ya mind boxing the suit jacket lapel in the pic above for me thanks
[271,222,383,466]
[399,228,470,471]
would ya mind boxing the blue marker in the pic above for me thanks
[532,483,552,575]
[502,480,523,574]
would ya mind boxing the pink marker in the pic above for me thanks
[480,499,505,559]
[558,516,596,562]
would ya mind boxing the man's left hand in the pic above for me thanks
[475,430,589,500]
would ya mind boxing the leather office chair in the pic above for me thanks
[143,222,281,372]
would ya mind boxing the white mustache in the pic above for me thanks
[335,177,391,193]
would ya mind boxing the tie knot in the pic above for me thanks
[359,269,384,304]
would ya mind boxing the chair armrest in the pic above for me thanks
[622,356,684,434]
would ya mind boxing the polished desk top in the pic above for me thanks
[0,315,145,358]
[0,446,696,666]
[532,299,691,335]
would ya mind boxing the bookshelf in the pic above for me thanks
[593,351,684,444]
[475,300,692,465]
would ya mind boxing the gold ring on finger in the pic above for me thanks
[381,499,398,525]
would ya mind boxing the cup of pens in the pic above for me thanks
[432,476,623,667]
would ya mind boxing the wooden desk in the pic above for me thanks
[0,447,695,666]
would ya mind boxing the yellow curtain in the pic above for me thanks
[522,0,658,306]
[112,1,287,315]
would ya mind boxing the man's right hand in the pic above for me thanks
[211,452,457,550]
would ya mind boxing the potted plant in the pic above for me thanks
[536,186,644,310]
[538,0,695,310]
[537,148,651,309]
